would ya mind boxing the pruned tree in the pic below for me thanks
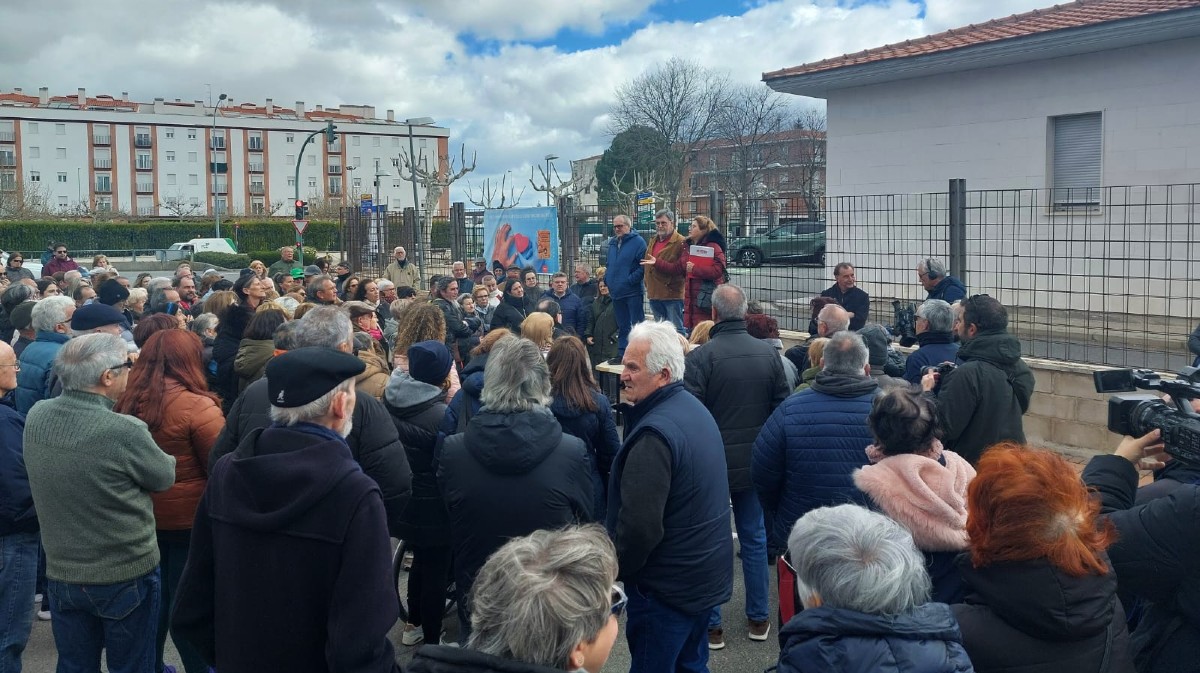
[710,83,791,236]
[398,143,477,276]
[466,172,525,209]
[0,177,54,220]
[791,107,827,220]
[609,58,732,207]
[529,162,592,205]
[606,169,664,216]
[158,191,203,219]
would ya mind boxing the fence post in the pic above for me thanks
[948,178,967,287]
[559,195,576,274]
[709,190,724,233]
[450,202,465,262]
[404,207,423,281]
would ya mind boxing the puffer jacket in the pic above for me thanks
[778,603,975,673]
[752,372,877,552]
[903,331,961,384]
[440,353,487,437]
[540,289,586,336]
[147,380,225,530]
[355,346,391,401]
[15,331,70,414]
[584,294,618,366]
[953,554,1135,673]
[384,371,449,547]
[604,231,647,300]
[550,390,620,521]
[684,319,789,493]
[935,330,1034,464]
[234,338,275,393]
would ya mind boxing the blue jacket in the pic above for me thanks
[439,353,487,437]
[903,332,961,384]
[605,232,647,300]
[607,382,732,615]
[551,390,620,522]
[927,275,967,303]
[541,289,587,337]
[0,394,35,535]
[752,373,878,552]
[778,603,975,673]
[15,331,70,414]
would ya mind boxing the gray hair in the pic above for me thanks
[481,336,551,412]
[917,299,955,333]
[788,504,931,615]
[817,304,850,334]
[273,320,301,350]
[468,525,617,669]
[147,277,172,294]
[376,278,395,292]
[918,257,947,278]
[821,331,869,375]
[269,377,355,426]
[53,333,127,391]
[306,274,334,301]
[31,296,76,333]
[573,262,589,276]
[612,214,632,228]
[126,287,148,306]
[351,331,373,353]
[293,306,353,350]
[2,283,34,311]
[628,321,685,383]
[712,283,746,322]
[149,286,176,308]
[191,312,218,336]
[654,209,675,223]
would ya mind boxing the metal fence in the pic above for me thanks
[339,182,1200,370]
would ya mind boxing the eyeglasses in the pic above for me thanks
[55,250,67,255]
[0,362,20,371]
[10,259,22,264]
[610,584,627,618]
[108,359,134,372]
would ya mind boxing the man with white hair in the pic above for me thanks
[172,347,399,673]
[384,246,421,290]
[902,299,960,384]
[917,257,967,303]
[15,295,76,413]
[611,321,732,673]
[24,334,176,671]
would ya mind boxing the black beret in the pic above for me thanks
[266,347,365,408]
[97,279,130,306]
[70,303,126,331]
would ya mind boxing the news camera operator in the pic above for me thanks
[1081,394,1200,673]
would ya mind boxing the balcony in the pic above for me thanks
[92,134,110,145]
[93,158,112,169]
[249,184,265,195]
[0,131,14,143]
[134,135,152,148]
[95,183,112,194]
[211,138,225,150]
[212,184,228,195]
[0,156,14,168]
[248,139,263,151]
[136,182,154,193]
[136,160,153,171]
[248,162,264,173]
[327,165,342,175]
[209,162,228,174]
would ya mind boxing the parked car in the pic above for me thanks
[730,220,825,267]
[155,237,238,262]
[579,233,606,256]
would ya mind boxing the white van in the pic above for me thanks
[580,233,606,255]
[156,238,238,262]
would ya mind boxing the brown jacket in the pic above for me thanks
[644,231,686,300]
[356,345,391,401]
[151,380,225,530]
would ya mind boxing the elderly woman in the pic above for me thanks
[642,215,726,330]
[954,445,1135,673]
[407,525,620,673]
[852,387,975,603]
[779,504,974,673]
[794,337,828,392]
[437,336,593,638]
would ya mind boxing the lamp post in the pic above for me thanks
[544,154,558,206]
[211,93,230,238]
[404,117,435,211]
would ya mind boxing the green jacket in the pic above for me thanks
[24,390,176,584]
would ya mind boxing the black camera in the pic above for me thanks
[892,300,917,347]
[1093,367,1200,465]
[922,362,958,378]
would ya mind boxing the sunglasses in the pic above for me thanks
[10,258,22,263]
[610,584,627,618]
[109,358,134,372]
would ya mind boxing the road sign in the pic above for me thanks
[293,219,309,235]
[360,198,373,215]
[636,191,654,206]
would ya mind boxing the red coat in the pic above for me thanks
[149,380,225,530]
[654,237,726,330]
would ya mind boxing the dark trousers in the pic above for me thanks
[408,545,452,645]
[625,583,710,673]
[156,530,206,673]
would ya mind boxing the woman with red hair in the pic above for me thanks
[115,329,225,673]
[953,444,1135,673]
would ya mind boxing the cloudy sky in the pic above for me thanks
[1,0,1050,203]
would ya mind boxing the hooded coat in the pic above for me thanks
[439,352,487,437]
[488,293,528,335]
[952,555,1135,673]
[407,645,567,673]
[355,347,391,401]
[384,371,449,547]
[903,331,961,385]
[584,293,618,366]
[437,407,592,606]
[549,389,620,521]
[171,425,399,673]
[934,330,1034,464]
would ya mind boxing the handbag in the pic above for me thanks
[696,280,717,311]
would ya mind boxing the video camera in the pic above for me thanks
[891,300,918,347]
[1093,366,1200,465]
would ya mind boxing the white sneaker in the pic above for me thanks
[37,610,51,621]
[401,623,424,646]
[34,593,43,604]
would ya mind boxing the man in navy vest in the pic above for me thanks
[608,321,733,673]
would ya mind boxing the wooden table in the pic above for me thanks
[594,361,626,426]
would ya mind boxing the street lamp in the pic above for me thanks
[404,117,435,211]
[544,154,558,206]
[211,93,230,238]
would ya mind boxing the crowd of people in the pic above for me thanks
[0,224,1196,673]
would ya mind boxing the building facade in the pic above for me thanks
[0,87,449,217]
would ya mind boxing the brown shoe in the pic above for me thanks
[748,619,771,641]
[707,627,725,650]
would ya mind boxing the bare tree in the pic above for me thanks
[158,191,203,219]
[0,177,54,220]
[606,169,664,216]
[529,162,593,205]
[398,143,477,276]
[709,83,791,236]
[609,57,731,207]
[790,108,827,220]
[466,172,525,209]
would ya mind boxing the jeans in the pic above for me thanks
[649,299,686,335]
[709,490,770,628]
[408,544,452,645]
[626,584,710,673]
[156,531,206,673]
[0,531,39,673]
[612,294,645,356]
[48,567,161,673]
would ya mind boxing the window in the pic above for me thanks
[0,171,14,190]
[1051,112,1102,208]
[136,152,153,170]
[95,173,112,192]
[188,174,198,185]
[418,138,427,148]
[308,177,317,188]
[286,154,295,166]
[372,137,380,147]
[188,152,198,163]
[29,171,40,182]
[187,129,197,140]
[393,180,401,188]
[286,133,295,143]
[190,196,200,206]
[166,151,175,162]
[57,172,67,183]
[352,156,361,166]
[353,177,361,187]
[58,195,68,208]
[55,124,65,135]
[352,136,360,146]
[166,129,175,139]
[215,197,227,215]
[56,148,66,159]
[137,196,154,216]
[287,176,295,187]
[97,196,112,211]
[167,174,177,185]
[329,176,342,195]
[307,155,316,166]
[392,158,400,167]
[248,132,263,151]
[29,147,39,158]
[251,198,265,215]
[0,149,12,167]
[28,122,37,134]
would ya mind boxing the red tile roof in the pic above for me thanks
[764,0,1200,80]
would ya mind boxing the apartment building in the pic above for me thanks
[0,87,449,217]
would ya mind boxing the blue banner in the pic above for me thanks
[482,207,560,275]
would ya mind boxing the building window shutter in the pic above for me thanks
[1052,112,1101,206]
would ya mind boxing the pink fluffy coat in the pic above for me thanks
[852,442,976,552]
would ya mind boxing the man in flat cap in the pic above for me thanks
[172,347,399,673]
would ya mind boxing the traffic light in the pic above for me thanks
[324,121,337,145]
[294,199,307,220]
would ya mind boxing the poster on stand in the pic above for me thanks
[482,207,560,275]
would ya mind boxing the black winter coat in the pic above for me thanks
[439,353,487,437]
[952,555,1135,673]
[935,330,1034,464]
[407,645,565,673]
[210,376,412,537]
[384,371,450,546]
[213,304,253,411]
[1083,455,1200,673]
[584,294,617,366]
[683,319,789,493]
[488,296,527,335]
[778,603,974,673]
[437,407,592,603]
